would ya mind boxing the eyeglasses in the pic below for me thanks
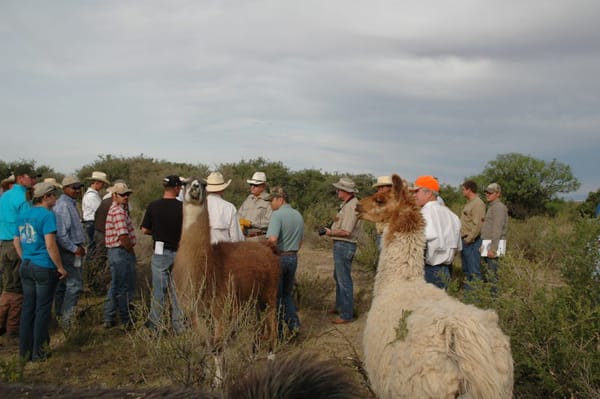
[117,193,131,197]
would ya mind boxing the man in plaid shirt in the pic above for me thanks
[103,182,136,328]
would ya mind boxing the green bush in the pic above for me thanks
[461,216,600,398]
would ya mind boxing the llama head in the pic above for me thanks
[356,174,424,234]
[183,177,207,205]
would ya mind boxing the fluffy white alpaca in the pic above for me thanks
[357,174,513,399]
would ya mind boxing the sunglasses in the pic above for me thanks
[117,193,131,197]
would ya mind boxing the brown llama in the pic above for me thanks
[172,177,280,344]
[356,174,513,399]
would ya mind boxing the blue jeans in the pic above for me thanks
[54,248,83,324]
[333,241,356,321]
[147,250,184,332]
[461,237,483,290]
[425,264,450,289]
[277,254,300,336]
[104,247,136,325]
[19,260,58,361]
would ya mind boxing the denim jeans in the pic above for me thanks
[54,248,83,324]
[333,240,356,321]
[19,259,58,361]
[425,264,450,289]
[484,256,499,295]
[461,237,483,290]
[104,247,136,325]
[277,254,300,336]
[147,250,184,332]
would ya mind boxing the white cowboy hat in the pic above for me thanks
[332,177,358,193]
[206,172,231,193]
[372,175,393,188]
[86,171,111,185]
[1,175,15,186]
[247,171,267,185]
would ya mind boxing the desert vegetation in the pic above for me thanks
[0,154,598,398]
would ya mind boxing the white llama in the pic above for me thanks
[357,174,513,399]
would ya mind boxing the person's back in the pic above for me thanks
[205,172,244,244]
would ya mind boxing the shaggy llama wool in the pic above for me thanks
[172,177,280,344]
[357,174,513,399]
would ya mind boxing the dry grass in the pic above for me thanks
[0,242,376,397]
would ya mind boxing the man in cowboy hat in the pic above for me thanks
[1,175,15,196]
[206,172,244,244]
[53,175,87,325]
[372,176,393,250]
[82,171,111,251]
[238,171,272,241]
[323,177,361,324]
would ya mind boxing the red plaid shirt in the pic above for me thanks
[105,202,136,248]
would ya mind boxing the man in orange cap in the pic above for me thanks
[410,175,461,289]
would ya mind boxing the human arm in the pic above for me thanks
[12,237,22,259]
[45,233,67,279]
[119,234,136,253]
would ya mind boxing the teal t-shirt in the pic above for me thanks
[266,204,304,252]
[15,206,57,269]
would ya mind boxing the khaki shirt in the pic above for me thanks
[460,196,486,244]
[331,196,361,244]
[481,199,508,252]
[238,192,272,231]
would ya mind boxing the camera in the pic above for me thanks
[318,222,332,236]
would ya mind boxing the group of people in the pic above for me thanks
[0,164,509,361]
[371,174,508,293]
[0,164,139,361]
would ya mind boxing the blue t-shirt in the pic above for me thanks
[0,184,31,240]
[15,206,57,269]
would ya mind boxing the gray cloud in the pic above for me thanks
[1,0,599,198]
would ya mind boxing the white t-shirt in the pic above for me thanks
[207,193,245,244]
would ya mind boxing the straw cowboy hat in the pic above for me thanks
[206,172,231,193]
[43,177,63,189]
[1,175,15,186]
[332,177,358,193]
[86,171,111,185]
[372,175,393,188]
[247,172,267,185]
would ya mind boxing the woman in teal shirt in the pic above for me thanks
[14,182,67,361]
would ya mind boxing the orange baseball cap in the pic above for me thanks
[410,175,440,192]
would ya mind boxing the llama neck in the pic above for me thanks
[181,201,213,259]
[374,230,425,291]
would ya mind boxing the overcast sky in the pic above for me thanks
[1,1,599,199]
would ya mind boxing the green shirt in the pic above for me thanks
[266,204,304,252]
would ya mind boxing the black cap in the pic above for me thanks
[163,175,183,187]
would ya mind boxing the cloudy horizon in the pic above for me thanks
[1,1,599,199]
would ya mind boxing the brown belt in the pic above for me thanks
[280,251,298,256]
[246,232,266,237]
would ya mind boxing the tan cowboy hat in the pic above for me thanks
[1,175,15,186]
[332,177,358,193]
[372,175,393,188]
[86,171,111,185]
[43,177,63,189]
[247,171,267,185]
[206,172,231,193]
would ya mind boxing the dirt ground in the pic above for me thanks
[0,243,377,397]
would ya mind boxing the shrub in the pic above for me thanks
[461,216,600,398]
